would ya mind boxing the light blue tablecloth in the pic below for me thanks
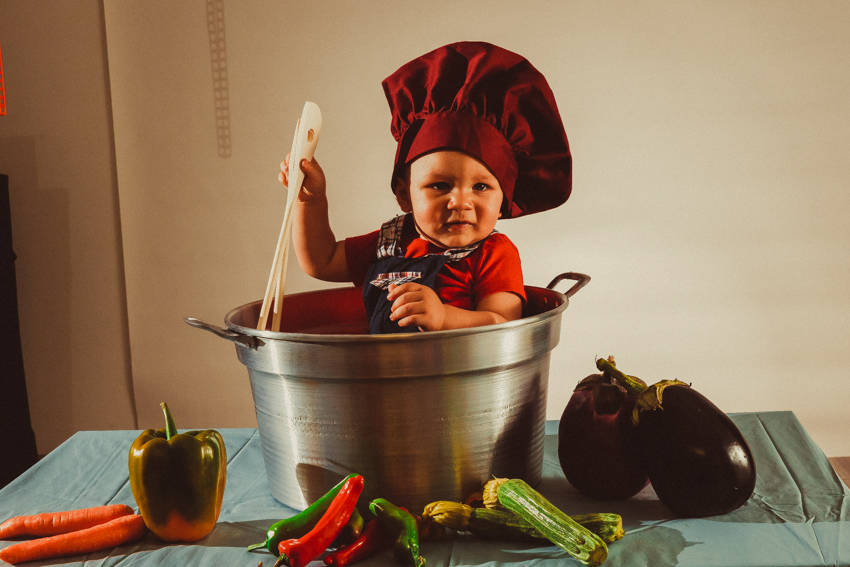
[1,411,848,566]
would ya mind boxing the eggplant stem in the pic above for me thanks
[596,358,647,396]
[631,379,690,426]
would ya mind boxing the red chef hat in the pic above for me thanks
[382,41,572,219]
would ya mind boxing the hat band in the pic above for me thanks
[394,111,518,206]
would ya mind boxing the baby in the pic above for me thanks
[281,42,572,334]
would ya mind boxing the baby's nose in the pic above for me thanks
[448,190,473,209]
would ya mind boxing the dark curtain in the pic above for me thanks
[0,173,39,488]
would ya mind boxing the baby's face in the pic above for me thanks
[397,150,503,249]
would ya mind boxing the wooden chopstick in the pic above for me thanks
[257,120,300,331]
[257,103,322,331]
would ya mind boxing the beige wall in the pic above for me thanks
[0,0,136,454]
[2,1,849,456]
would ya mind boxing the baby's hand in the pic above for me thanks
[387,283,446,332]
[279,154,327,203]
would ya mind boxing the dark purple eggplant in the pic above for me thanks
[634,380,756,517]
[558,358,650,500]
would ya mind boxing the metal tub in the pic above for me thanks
[187,272,588,511]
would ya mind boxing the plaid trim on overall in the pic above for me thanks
[370,214,496,289]
[371,271,422,290]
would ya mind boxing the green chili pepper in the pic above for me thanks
[247,474,359,553]
[369,498,424,567]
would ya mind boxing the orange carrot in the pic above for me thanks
[0,504,135,539]
[0,514,147,565]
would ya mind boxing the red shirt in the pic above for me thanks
[345,227,525,310]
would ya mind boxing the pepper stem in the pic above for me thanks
[245,542,267,552]
[160,402,177,440]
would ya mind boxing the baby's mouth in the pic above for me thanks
[446,220,472,232]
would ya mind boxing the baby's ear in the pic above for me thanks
[394,180,413,213]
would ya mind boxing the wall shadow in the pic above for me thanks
[0,136,73,454]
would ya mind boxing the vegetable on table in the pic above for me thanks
[558,357,649,500]
[467,506,547,542]
[323,518,394,567]
[0,514,147,565]
[486,478,608,567]
[369,499,424,567]
[633,379,756,517]
[422,501,623,544]
[425,500,542,542]
[334,506,364,548]
[0,504,135,539]
[247,474,361,553]
[274,474,364,567]
[421,501,474,532]
[128,402,227,542]
[567,514,624,545]
[414,512,445,542]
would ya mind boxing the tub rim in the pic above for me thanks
[224,285,569,344]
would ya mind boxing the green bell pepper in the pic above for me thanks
[128,402,226,542]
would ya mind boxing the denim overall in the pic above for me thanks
[363,214,490,334]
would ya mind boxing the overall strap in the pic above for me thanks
[375,214,407,259]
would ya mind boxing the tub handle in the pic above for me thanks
[184,317,262,349]
[546,272,590,298]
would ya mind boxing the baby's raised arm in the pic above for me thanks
[281,157,349,282]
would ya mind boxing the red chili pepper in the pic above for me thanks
[323,518,394,567]
[274,475,364,567]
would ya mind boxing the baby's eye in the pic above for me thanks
[473,183,492,191]
[429,182,451,191]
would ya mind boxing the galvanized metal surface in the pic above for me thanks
[245,359,549,511]
[192,274,586,511]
